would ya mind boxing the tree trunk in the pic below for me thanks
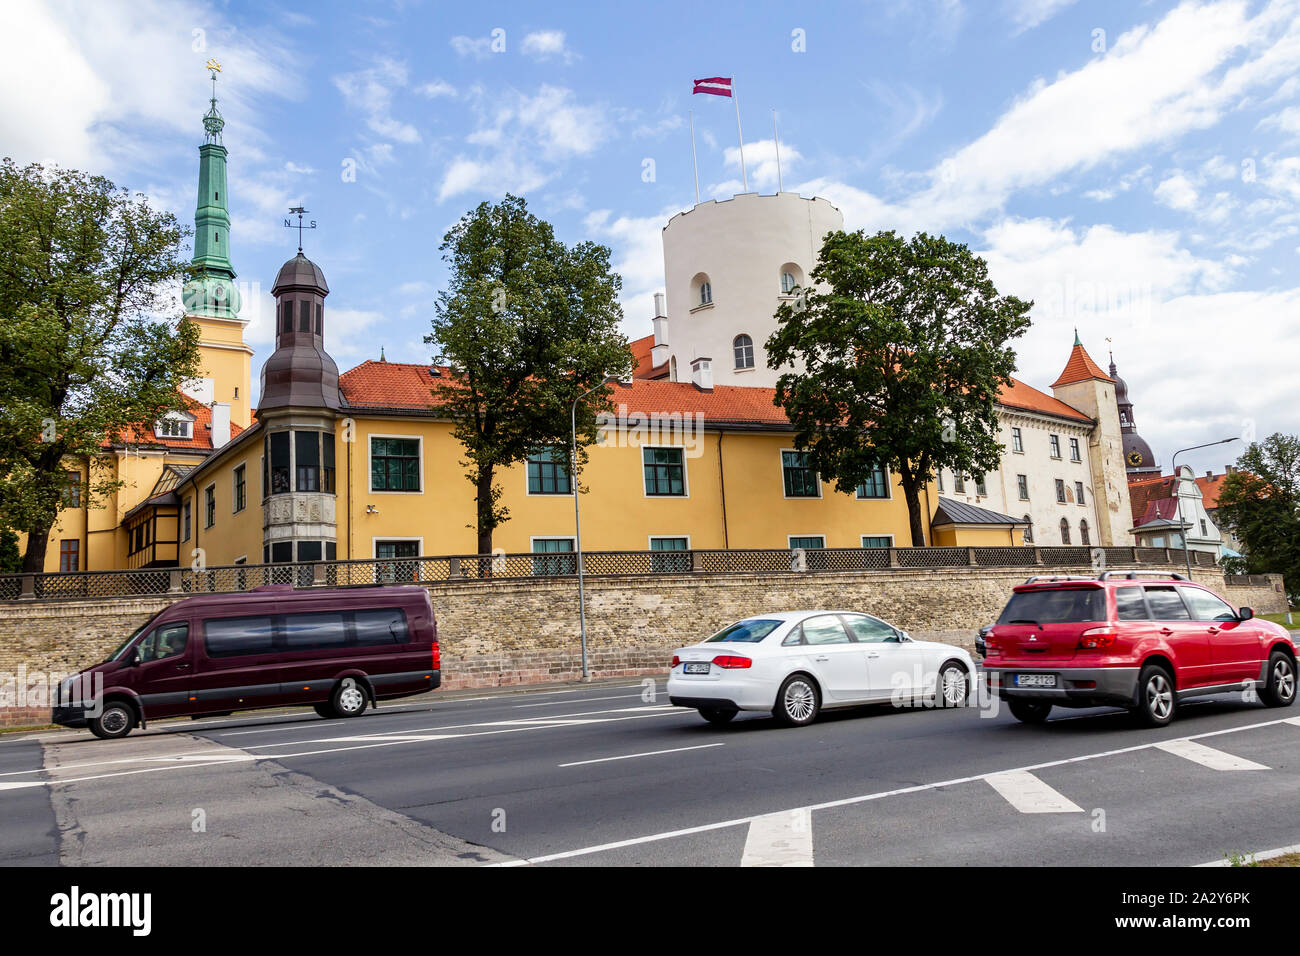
[898,472,927,547]
[475,465,495,556]
[21,522,53,574]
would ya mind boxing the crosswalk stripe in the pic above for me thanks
[741,809,814,866]
[1285,718,1300,728]
[985,770,1083,813]
[1154,739,1269,771]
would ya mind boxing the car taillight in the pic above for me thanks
[984,635,1000,653]
[1078,628,1117,649]
[712,655,752,669]
[432,641,441,668]
[672,655,681,668]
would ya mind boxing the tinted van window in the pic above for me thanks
[1115,588,1149,621]
[355,608,408,645]
[283,612,346,650]
[998,588,1104,624]
[205,616,275,657]
[1145,586,1191,621]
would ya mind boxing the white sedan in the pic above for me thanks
[666,610,976,726]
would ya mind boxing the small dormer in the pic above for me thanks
[155,411,195,440]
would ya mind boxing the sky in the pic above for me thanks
[2,0,1299,478]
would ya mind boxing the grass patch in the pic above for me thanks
[0,723,58,735]
[1256,853,1300,868]
[1259,610,1298,627]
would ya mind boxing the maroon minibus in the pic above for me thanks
[53,584,440,739]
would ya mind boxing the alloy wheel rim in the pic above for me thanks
[1147,674,1173,719]
[102,709,127,733]
[1275,660,1295,701]
[942,668,967,705]
[785,681,815,721]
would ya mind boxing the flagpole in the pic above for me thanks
[733,81,748,192]
[772,108,783,193]
[689,109,700,205]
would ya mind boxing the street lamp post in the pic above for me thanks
[1170,437,1240,579]
[571,377,616,681]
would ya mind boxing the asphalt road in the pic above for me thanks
[1,677,1297,866]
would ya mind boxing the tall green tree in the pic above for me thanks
[426,195,634,555]
[1216,433,1300,603]
[766,229,1033,546]
[0,159,202,572]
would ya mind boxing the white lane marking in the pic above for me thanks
[985,770,1084,813]
[1286,718,1300,728]
[494,714,1300,866]
[559,743,723,768]
[515,693,644,708]
[1197,843,1300,867]
[0,781,44,790]
[741,809,814,867]
[1154,739,1269,771]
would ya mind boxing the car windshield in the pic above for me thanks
[997,588,1105,625]
[103,610,166,662]
[705,619,783,643]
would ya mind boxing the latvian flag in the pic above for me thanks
[693,77,733,97]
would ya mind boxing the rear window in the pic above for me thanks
[705,619,782,643]
[998,588,1105,625]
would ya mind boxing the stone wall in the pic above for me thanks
[0,565,1286,726]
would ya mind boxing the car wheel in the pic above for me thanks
[1008,699,1051,724]
[89,701,136,740]
[773,674,820,727]
[327,678,368,719]
[937,661,970,707]
[1133,664,1176,727]
[699,707,738,725]
[313,703,333,718]
[1260,651,1296,708]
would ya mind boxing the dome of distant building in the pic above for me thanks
[1110,354,1160,475]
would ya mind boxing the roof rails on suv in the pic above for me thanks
[1097,570,1188,581]
[1022,575,1098,584]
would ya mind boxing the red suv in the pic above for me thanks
[983,571,1296,727]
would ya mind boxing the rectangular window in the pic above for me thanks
[953,474,966,494]
[375,540,418,583]
[371,438,421,491]
[1069,437,1081,461]
[271,541,293,563]
[996,588,1105,624]
[532,538,576,576]
[182,500,191,542]
[649,536,690,572]
[295,430,320,492]
[315,303,323,335]
[1050,435,1061,459]
[204,485,215,528]
[1200,519,1208,536]
[1055,479,1066,503]
[975,474,987,496]
[1115,587,1150,621]
[205,616,275,657]
[781,451,818,498]
[855,463,889,499]
[789,535,825,550]
[355,608,408,645]
[1017,474,1029,500]
[644,448,686,496]
[62,471,81,508]
[322,433,335,493]
[281,300,293,333]
[936,471,944,493]
[1145,586,1192,621]
[527,447,571,495]
[298,299,311,332]
[297,541,322,563]
[59,539,79,572]
[1011,427,1023,453]
[233,465,246,513]
[270,432,290,494]
[861,535,891,548]
[1075,481,1085,506]
[282,612,346,650]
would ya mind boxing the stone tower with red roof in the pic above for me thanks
[1050,332,1135,547]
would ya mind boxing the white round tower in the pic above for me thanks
[656,192,843,387]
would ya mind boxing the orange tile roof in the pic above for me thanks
[1127,470,1236,522]
[114,400,245,451]
[629,333,669,380]
[1051,342,1113,388]
[338,358,1091,430]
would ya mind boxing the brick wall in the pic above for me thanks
[0,566,1286,726]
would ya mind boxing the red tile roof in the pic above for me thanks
[629,333,669,380]
[1127,470,1236,523]
[338,359,1092,431]
[1050,342,1113,388]
[115,400,245,451]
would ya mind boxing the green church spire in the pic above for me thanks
[183,60,241,321]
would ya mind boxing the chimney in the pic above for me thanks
[690,356,713,391]
[1205,470,1213,479]
[210,402,231,449]
[651,293,670,368]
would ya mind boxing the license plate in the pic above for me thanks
[683,662,711,675]
[1014,674,1057,688]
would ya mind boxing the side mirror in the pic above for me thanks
[125,646,140,666]
[898,631,911,642]
[1238,607,1254,621]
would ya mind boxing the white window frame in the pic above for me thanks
[648,534,692,549]
[642,445,690,499]
[1011,427,1023,454]
[524,446,575,498]
[1049,434,1062,459]
[1075,481,1086,506]
[780,448,822,500]
[203,482,216,529]
[854,463,893,500]
[860,534,894,548]
[371,536,424,558]
[1017,474,1029,500]
[368,433,425,495]
[232,462,247,514]
[787,534,826,549]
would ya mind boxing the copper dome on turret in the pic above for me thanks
[258,253,341,413]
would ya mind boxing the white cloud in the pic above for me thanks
[583,208,673,335]
[1260,105,1300,135]
[1154,172,1199,211]
[1005,0,1079,34]
[718,138,803,193]
[415,79,456,99]
[521,30,577,63]
[332,58,421,145]
[450,34,496,60]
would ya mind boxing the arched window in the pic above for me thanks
[781,272,798,294]
[1080,519,1090,546]
[700,281,712,305]
[669,356,677,382]
[1060,517,1071,545]
[733,334,754,369]
[1022,517,1033,544]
